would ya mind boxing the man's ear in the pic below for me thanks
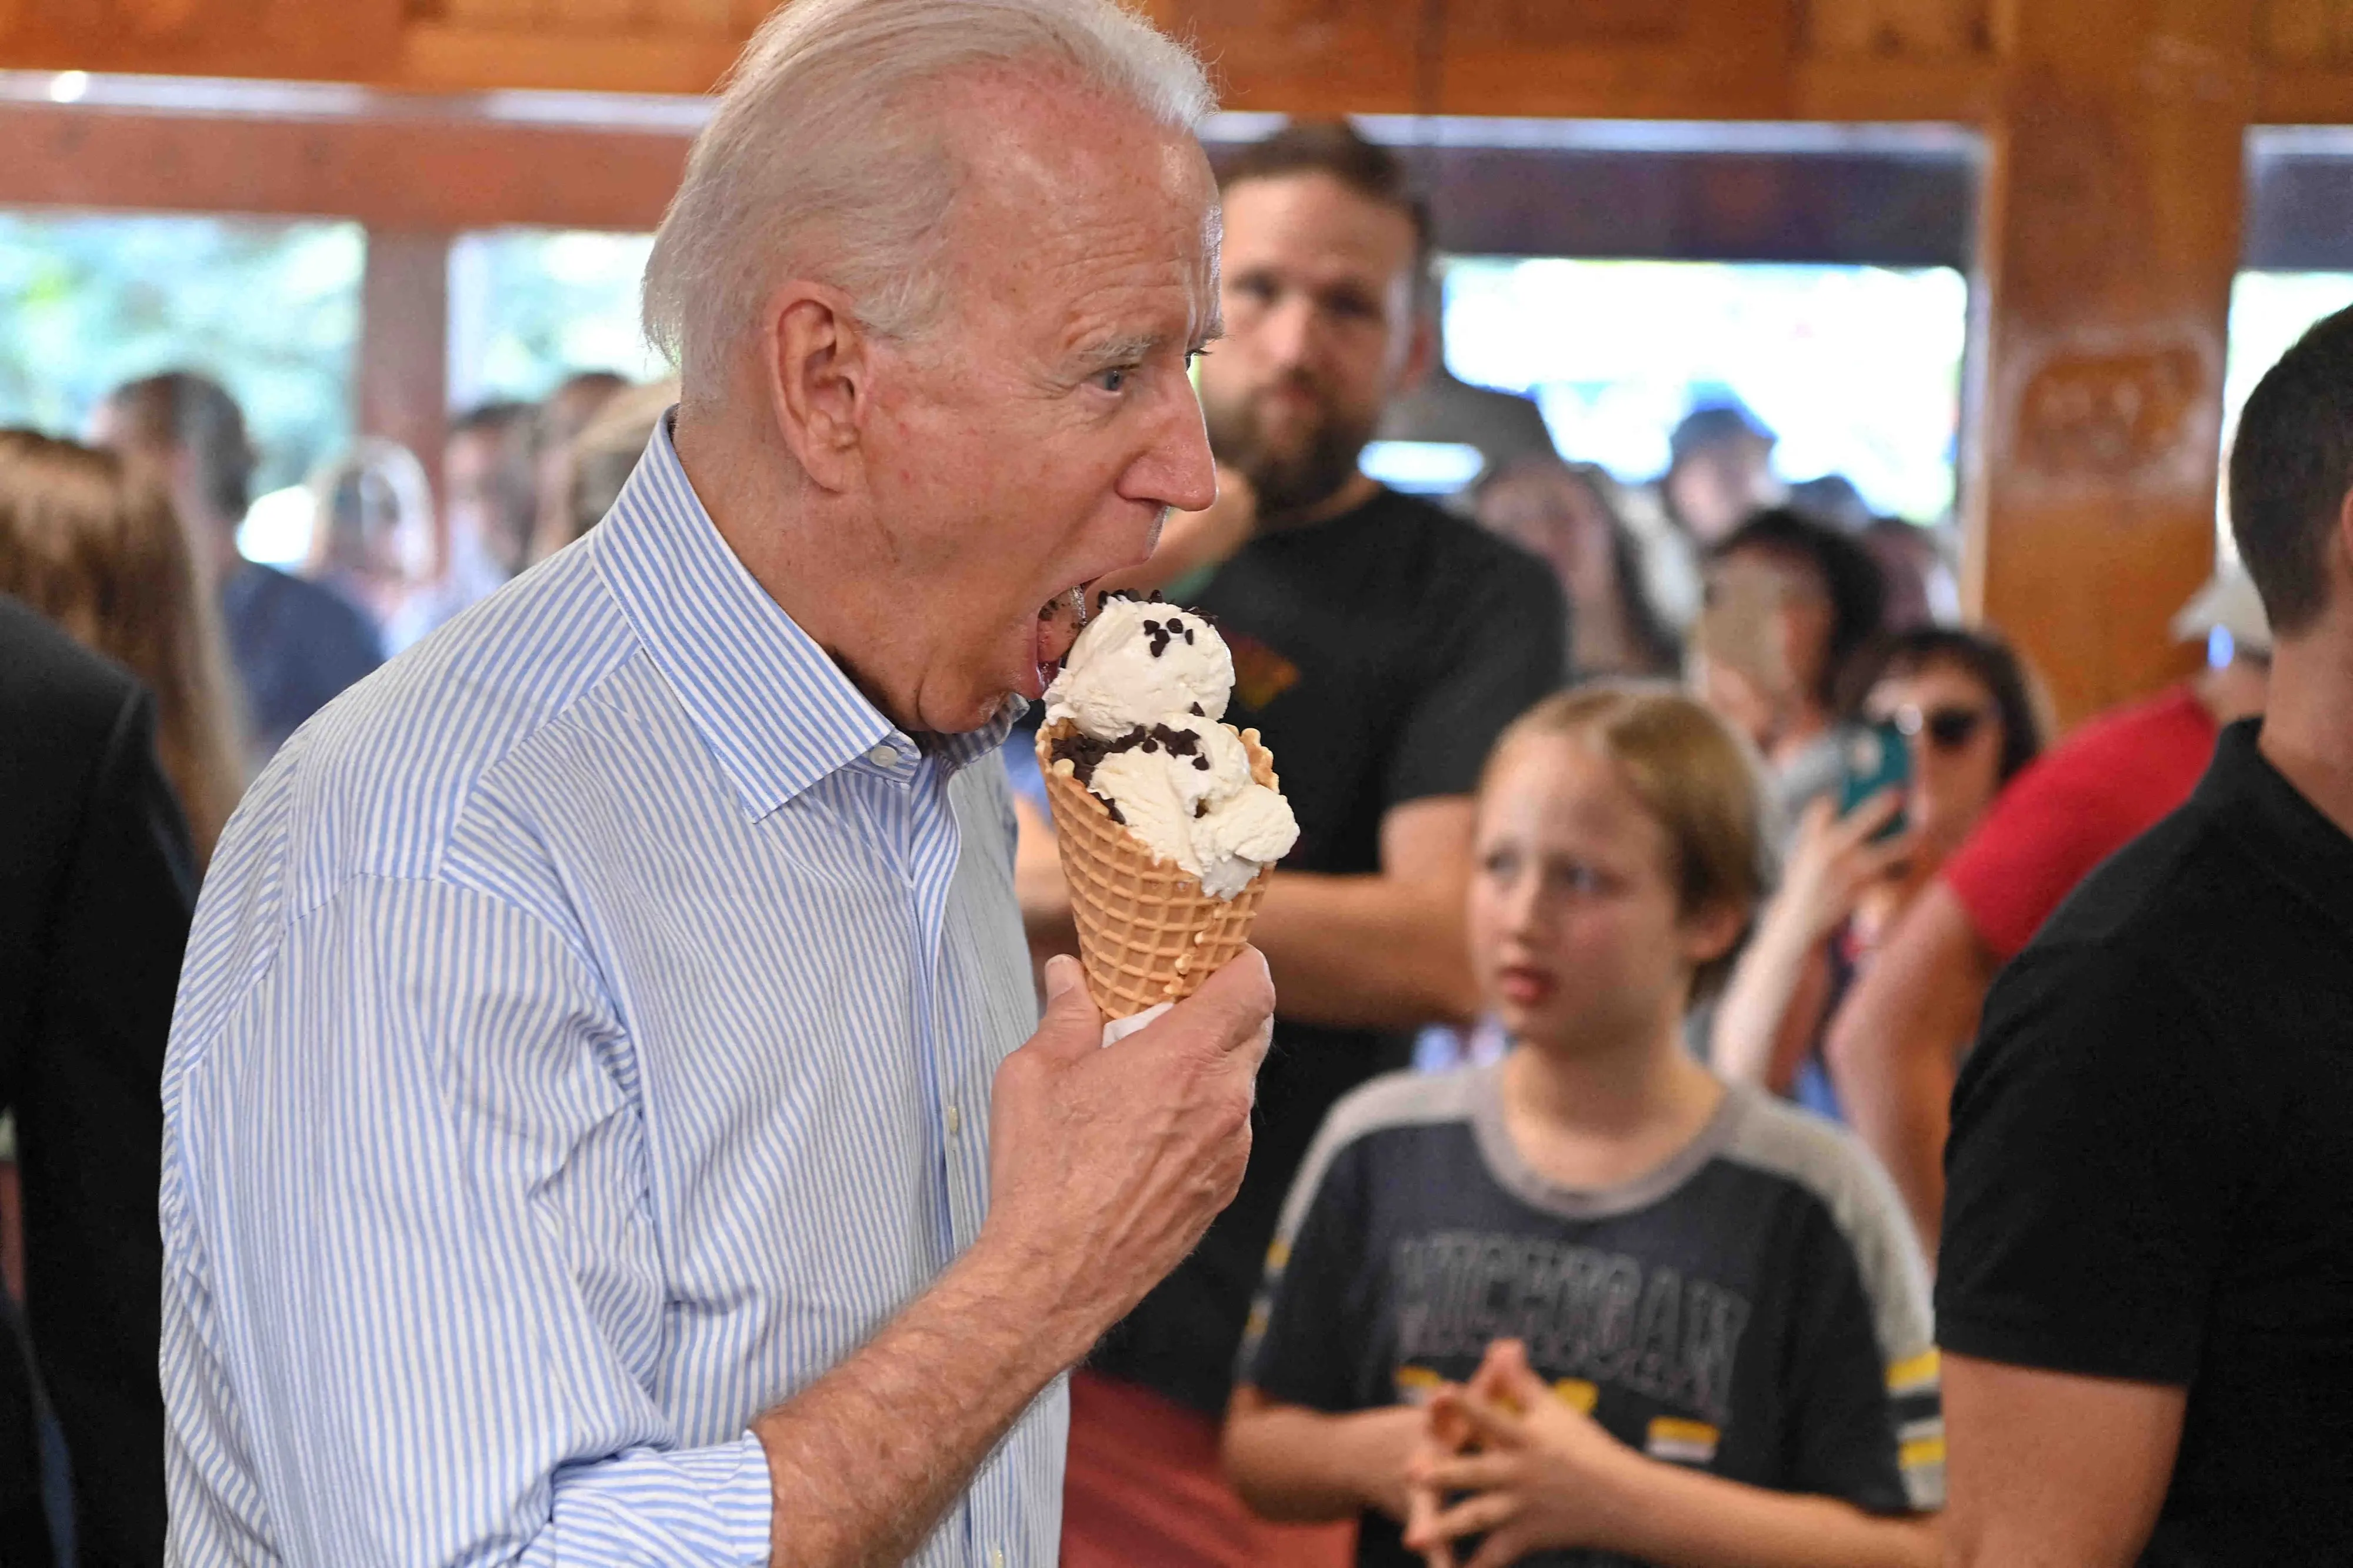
[759,280,872,494]
[2335,485,2353,588]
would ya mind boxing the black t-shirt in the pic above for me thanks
[1938,719,2353,1565]
[1243,1067,1942,1567]
[1089,486,1568,1416]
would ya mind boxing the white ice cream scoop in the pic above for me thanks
[1044,595,1234,740]
[1041,596,1297,901]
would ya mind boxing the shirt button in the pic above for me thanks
[945,1105,962,1137]
[989,1550,1005,1568]
[868,743,899,767]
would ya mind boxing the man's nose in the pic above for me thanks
[1255,293,1321,373]
[1127,378,1218,515]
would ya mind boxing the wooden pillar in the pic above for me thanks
[1964,0,2257,728]
[357,228,453,570]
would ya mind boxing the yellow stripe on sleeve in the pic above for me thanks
[1901,1436,1948,1469]
[1394,1365,1442,1397]
[1551,1379,1598,1413]
[1887,1349,1941,1395]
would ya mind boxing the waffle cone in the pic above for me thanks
[1037,718,1279,1019]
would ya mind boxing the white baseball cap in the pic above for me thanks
[2170,565,2273,657]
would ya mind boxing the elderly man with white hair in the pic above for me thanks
[156,2,1271,1563]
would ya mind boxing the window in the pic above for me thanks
[446,227,663,410]
[0,211,364,495]
[1442,258,1968,523]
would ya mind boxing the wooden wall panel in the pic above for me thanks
[1438,0,1795,119]
[0,0,403,79]
[1151,0,1424,114]
[1804,0,1992,58]
[2261,0,2353,64]
[1964,0,2257,727]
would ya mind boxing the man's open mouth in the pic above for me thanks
[1034,586,1090,690]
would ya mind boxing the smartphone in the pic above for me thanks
[1837,719,1912,840]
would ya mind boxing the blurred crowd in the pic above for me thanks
[2,366,675,795]
[0,85,2344,1568]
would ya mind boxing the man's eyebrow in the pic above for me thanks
[1074,334,1161,365]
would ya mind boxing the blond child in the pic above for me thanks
[1224,686,1940,1568]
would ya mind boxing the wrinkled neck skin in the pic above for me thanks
[672,394,948,737]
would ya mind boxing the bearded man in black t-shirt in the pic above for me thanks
[1054,122,1568,1567]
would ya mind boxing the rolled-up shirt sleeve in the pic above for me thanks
[161,873,775,1566]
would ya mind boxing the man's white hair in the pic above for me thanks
[643,0,1214,383]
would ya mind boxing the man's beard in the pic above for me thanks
[1204,378,1379,521]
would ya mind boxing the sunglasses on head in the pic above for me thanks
[1887,703,1989,750]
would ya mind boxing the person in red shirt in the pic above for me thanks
[1824,571,2271,1258]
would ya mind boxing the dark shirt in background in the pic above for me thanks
[0,595,186,1566]
[1090,485,1568,1418]
[1939,720,2353,1566]
[219,559,383,759]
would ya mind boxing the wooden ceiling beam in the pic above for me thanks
[0,102,686,231]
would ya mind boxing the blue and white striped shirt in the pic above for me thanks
[160,417,1059,1565]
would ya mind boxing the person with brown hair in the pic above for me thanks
[89,371,381,764]
[1225,686,1939,1568]
[1712,626,2048,1117]
[0,596,186,1567]
[0,429,245,863]
[1939,302,2353,1568]
[1473,456,1683,679]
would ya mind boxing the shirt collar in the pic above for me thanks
[2199,718,2353,943]
[591,412,1016,819]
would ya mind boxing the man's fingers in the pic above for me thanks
[1025,955,1105,1059]
[1172,945,1276,1057]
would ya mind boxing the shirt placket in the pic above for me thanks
[911,763,1031,1566]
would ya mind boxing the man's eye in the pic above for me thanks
[1185,346,1211,370]
[1094,366,1132,393]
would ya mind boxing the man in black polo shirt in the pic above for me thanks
[1938,306,2353,1565]
[1056,122,1567,1566]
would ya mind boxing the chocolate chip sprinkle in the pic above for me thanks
[1048,724,1156,788]
[1189,703,1205,717]
[1193,756,1211,772]
[1149,723,1201,757]
[1104,800,1126,825]
[1194,799,1210,818]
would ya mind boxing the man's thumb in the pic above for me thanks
[1035,955,1104,1048]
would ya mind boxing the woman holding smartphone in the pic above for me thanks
[1709,628,2047,1116]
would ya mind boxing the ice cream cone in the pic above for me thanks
[1037,717,1279,1019]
